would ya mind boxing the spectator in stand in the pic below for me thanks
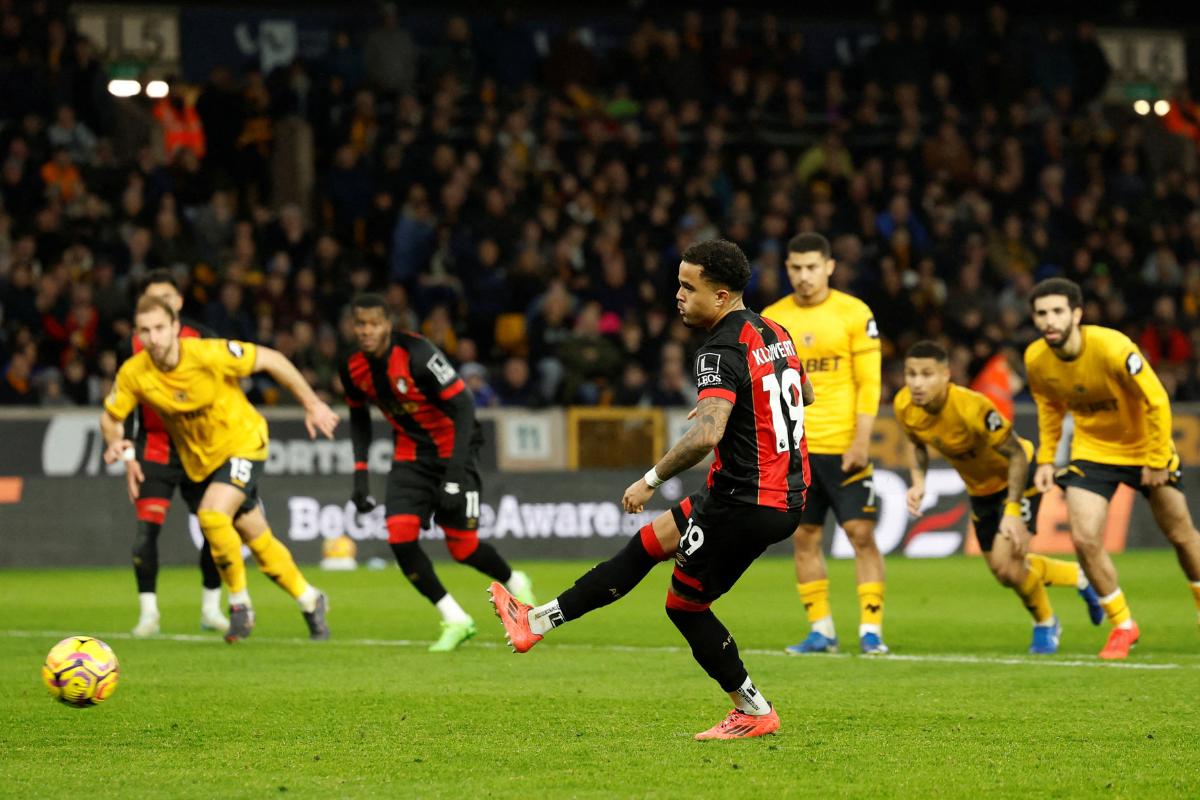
[1139,295,1193,396]
[495,356,544,407]
[558,300,622,404]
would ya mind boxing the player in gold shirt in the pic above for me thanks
[1025,277,1200,659]
[762,233,887,655]
[100,295,340,642]
[897,341,1103,653]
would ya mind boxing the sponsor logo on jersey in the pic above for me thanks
[697,373,723,387]
[803,356,842,372]
[396,377,408,394]
[696,352,721,375]
[227,341,244,358]
[1126,352,1143,375]
[985,410,1003,432]
[866,318,880,339]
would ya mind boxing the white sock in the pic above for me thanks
[1077,569,1089,590]
[812,616,836,639]
[1117,619,1135,630]
[859,623,882,637]
[201,587,222,614]
[1098,589,1123,604]
[296,586,319,613]
[1034,617,1057,628]
[228,589,251,607]
[528,599,564,635]
[436,594,471,624]
[732,677,772,716]
[138,592,159,618]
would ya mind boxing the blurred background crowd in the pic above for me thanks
[3,0,1200,410]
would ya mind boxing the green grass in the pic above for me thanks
[3,552,1200,799]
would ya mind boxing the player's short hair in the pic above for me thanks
[139,269,179,295]
[787,232,832,259]
[351,293,388,313]
[135,294,178,322]
[1030,277,1083,310]
[905,340,948,362]
[681,239,751,292]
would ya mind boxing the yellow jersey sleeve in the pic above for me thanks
[103,361,140,422]
[892,387,912,433]
[1024,342,1065,464]
[1110,344,1174,469]
[849,305,882,418]
[972,391,1012,450]
[196,339,259,378]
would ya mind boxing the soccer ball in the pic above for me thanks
[42,636,120,707]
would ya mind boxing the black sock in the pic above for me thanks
[199,541,221,590]
[666,607,749,693]
[133,521,162,594]
[390,542,448,604]
[558,532,660,622]
[458,542,512,583]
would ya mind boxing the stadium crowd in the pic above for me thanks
[2,2,1199,409]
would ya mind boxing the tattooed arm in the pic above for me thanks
[622,396,733,513]
[993,429,1033,556]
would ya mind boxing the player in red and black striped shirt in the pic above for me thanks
[115,270,226,637]
[341,294,535,652]
[491,240,812,740]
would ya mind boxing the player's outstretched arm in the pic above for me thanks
[623,396,732,513]
[100,410,144,502]
[253,346,340,439]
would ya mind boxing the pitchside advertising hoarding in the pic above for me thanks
[0,409,1195,567]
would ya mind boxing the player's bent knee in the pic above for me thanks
[135,498,168,525]
[196,508,232,529]
[665,588,711,613]
[443,528,479,561]
[386,514,421,545]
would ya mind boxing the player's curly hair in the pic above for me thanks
[1030,277,1083,310]
[682,239,751,292]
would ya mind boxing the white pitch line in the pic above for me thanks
[2,629,1191,671]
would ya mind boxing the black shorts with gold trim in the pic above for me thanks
[180,456,264,517]
[969,479,1041,553]
[798,453,878,526]
[1055,454,1183,501]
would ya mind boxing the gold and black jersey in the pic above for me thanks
[894,384,1034,497]
[1025,326,1173,468]
[105,339,268,481]
[761,290,881,454]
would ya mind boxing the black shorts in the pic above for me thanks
[1055,456,1183,501]
[798,453,878,526]
[969,482,1042,553]
[138,458,186,502]
[671,491,803,605]
[670,492,704,537]
[385,460,482,531]
[180,456,264,517]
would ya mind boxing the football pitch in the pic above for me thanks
[3,551,1200,799]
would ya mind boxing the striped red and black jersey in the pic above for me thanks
[339,332,483,464]
[694,309,810,512]
[116,318,214,466]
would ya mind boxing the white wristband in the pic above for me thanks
[121,447,136,462]
[643,467,664,488]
